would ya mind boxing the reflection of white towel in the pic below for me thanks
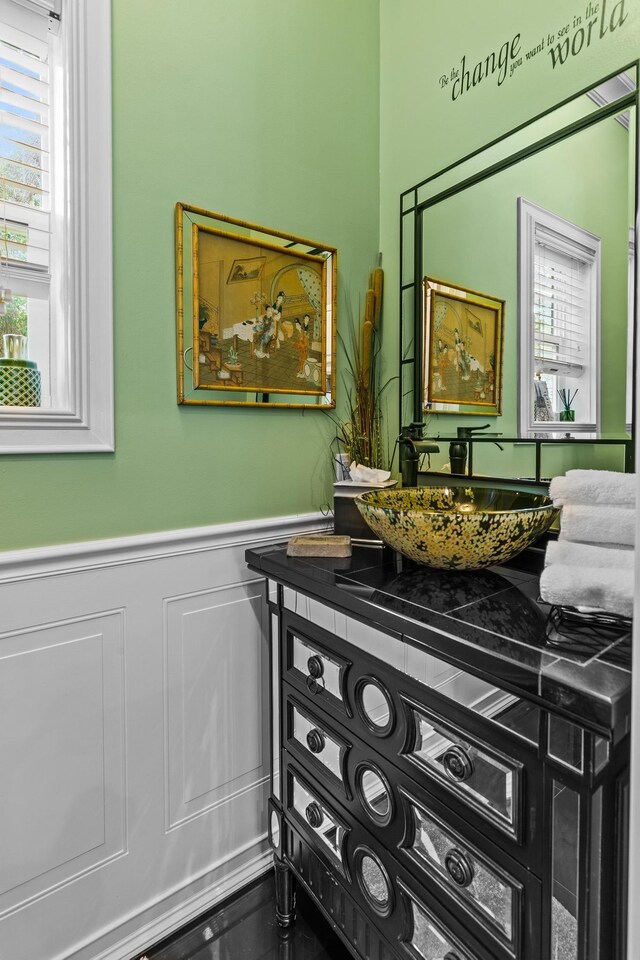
[545,539,635,570]
[559,504,635,547]
[550,470,636,508]
[540,564,633,618]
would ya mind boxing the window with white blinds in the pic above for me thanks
[534,229,595,378]
[0,4,51,283]
[0,0,113,452]
[519,198,601,435]
[0,0,53,403]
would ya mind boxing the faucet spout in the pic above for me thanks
[399,423,440,485]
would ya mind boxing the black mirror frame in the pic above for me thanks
[399,62,639,468]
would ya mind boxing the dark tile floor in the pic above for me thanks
[139,870,353,960]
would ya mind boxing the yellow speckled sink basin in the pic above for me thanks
[355,486,557,570]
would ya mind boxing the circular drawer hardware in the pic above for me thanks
[306,656,326,695]
[442,745,474,783]
[306,728,325,754]
[307,655,324,679]
[355,763,393,827]
[306,674,325,695]
[444,953,462,960]
[444,847,475,887]
[354,846,394,917]
[355,677,395,737]
[269,810,280,850]
[305,801,324,829]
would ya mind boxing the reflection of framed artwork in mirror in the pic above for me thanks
[176,203,337,409]
[423,277,504,416]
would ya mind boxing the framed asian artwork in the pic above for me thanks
[176,203,337,408]
[423,277,504,416]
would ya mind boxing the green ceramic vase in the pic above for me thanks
[0,359,41,406]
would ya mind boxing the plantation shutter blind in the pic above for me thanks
[0,0,53,300]
[532,224,594,379]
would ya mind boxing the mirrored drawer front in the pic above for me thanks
[290,699,346,786]
[406,792,517,946]
[405,700,522,839]
[405,642,542,748]
[399,880,477,960]
[291,772,348,875]
[291,633,347,709]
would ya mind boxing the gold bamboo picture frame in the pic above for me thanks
[176,203,337,409]
[423,277,504,416]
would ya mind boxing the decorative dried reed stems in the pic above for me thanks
[334,259,392,470]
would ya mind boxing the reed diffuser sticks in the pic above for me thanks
[557,387,578,412]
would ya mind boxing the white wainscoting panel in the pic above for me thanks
[0,513,325,960]
[165,584,267,829]
[0,612,126,916]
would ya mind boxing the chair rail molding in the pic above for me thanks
[0,512,329,582]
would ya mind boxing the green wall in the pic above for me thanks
[380,0,640,452]
[422,113,630,446]
[3,0,639,550]
[0,0,380,550]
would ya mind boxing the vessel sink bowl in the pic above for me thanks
[355,486,557,570]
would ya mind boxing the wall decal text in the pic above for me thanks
[439,0,629,102]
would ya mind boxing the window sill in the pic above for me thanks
[0,406,114,454]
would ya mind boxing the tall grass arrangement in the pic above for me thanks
[333,260,394,470]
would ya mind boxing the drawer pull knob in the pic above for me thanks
[444,847,474,887]
[307,655,324,679]
[305,801,324,829]
[444,954,462,960]
[442,745,474,783]
[306,674,326,696]
[306,728,326,754]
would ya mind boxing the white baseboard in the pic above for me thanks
[86,849,273,960]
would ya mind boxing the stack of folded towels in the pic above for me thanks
[540,469,636,619]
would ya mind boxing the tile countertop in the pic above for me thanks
[246,543,632,741]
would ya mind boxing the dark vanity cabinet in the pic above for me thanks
[246,544,631,960]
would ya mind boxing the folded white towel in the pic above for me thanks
[540,563,634,618]
[559,504,635,547]
[545,539,635,570]
[550,470,636,508]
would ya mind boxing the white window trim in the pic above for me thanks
[8,0,61,14]
[518,197,601,437]
[0,0,113,453]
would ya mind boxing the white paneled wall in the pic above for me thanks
[164,584,267,830]
[0,514,323,960]
[0,611,127,918]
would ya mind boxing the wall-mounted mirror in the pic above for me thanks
[176,204,336,409]
[400,65,637,479]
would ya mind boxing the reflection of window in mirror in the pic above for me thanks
[518,198,600,436]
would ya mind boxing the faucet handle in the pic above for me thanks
[401,421,426,441]
[457,423,490,438]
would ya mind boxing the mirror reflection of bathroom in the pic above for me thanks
[401,67,637,482]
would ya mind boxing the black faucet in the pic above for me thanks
[398,422,441,486]
[449,424,503,476]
